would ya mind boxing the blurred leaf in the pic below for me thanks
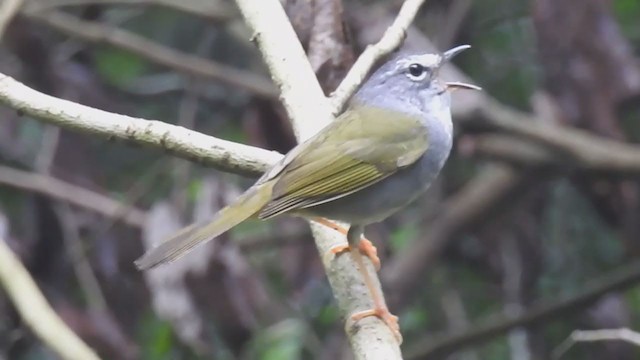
[248,319,306,360]
[389,223,418,251]
[400,307,429,334]
[138,314,175,360]
[95,48,146,86]
[613,0,640,45]
[316,304,340,326]
[187,178,203,203]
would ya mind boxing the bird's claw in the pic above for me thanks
[326,239,381,271]
[347,306,403,344]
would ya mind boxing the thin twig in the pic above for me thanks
[552,328,640,359]
[0,164,147,227]
[329,0,427,114]
[0,237,100,360]
[25,0,236,23]
[25,10,277,98]
[474,100,640,174]
[405,261,640,359]
[0,0,23,39]
[56,204,108,310]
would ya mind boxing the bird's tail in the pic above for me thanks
[135,182,274,270]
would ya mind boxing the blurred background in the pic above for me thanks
[1,0,640,359]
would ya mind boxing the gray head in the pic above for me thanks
[353,45,479,116]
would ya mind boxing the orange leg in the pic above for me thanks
[344,225,402,343]
[312,217,381,271]
[350,307,400,342]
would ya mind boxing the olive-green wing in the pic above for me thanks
[258,106,428,219]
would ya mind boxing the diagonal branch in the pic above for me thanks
[329,0,427,114]
[0,73,282,177]
[474,100,640,174]
[0,165,146,227]
[0,235,100,360]
[25,10,277,98]
[0,0,23,38]
[405,261,640,359]
[25,0,236,23]
[552,328,640,359]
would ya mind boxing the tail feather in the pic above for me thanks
[135,183,273,270]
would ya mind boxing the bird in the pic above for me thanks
[136,45,480,341]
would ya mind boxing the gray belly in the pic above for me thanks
[305,133,452,225]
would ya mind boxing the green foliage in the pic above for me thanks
[614,0,640,41]
[95,48,147,86]
[389,222,419,252]
[138,314,177,360]
[315,304,340,327]
[400,307,430,334]
[247,319,306,360]
[478,338,510,360]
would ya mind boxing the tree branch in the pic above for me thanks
[233,0,331,140]
[472,99,640,174]
[234,0,419,358]
[0,165,146,227]
[405,261,640,359]
[25,0,236,23]
[329,0,427,114]
[552,328,640,359]
[0,0,23,38]
[25,10,277,98]
[0,236,100,360]
[0,73,282,177]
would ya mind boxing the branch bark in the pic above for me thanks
[0,73,281,177]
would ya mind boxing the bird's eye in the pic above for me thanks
[407,63,428,80]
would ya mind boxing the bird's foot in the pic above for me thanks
[313,218,380,270]
[348,306,402,344]
[326,238,380,271]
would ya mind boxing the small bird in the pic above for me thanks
[136,45,480,341]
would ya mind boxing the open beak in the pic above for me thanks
[440,45,482,92]
[445,81,482,92]
[442,45,471,62]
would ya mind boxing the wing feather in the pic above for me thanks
[258,105,429,219]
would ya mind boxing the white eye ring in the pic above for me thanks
[406,63,429,81]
